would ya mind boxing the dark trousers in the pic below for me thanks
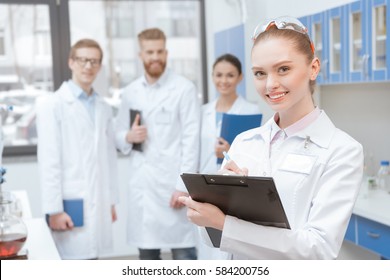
[138,247,197,260]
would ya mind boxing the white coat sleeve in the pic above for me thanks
[114,89,132,155]
[220,136,364,259]
[175,83,201,191]
[36,95,64,214]
[106,107,120,205]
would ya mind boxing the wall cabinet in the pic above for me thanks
[348,0,389,82]
[300,0,389,84]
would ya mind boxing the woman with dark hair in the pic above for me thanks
[198,53,260,259]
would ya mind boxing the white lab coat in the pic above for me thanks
[36,82,119,259]
[218,110,363,259]
[198,95,260,259]
[115,69,200,248]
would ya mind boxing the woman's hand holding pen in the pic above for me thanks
[218,151,248,176]
[178,196,225,231]
[215,137,230,159]
[126,113,147,144]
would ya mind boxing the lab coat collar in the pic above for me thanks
[56,81,105,128]
[141,68,170,88]
[57,82,76,103]
[67,79,97,101]
[203,99,218,116]
[296,110,336,149]
[242,110,336,149]
[57,81,103,105]
[203,95,248,116]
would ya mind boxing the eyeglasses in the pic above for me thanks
[252,16,315,54]
[73,57,101,68]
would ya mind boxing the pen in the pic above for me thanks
[222,151,244,175]
[222,151,231,161]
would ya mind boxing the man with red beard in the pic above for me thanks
[115,28,200,260]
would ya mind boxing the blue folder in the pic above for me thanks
[63,199,84,227]
[218,113,262,164]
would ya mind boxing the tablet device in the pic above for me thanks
[130,109,143,152]
[181,173,290,247]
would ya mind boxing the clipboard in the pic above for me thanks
[129,109,143,152]
[180,173,290,247]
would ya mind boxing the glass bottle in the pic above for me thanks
[362,153,377,196]
[377,160,390,193]
[0,190,28,259]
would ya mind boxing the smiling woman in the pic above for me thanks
[181,16,364,260]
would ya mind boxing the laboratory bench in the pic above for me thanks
[345,188,390,259]
[21,218,61,260]
[8,191,61,260]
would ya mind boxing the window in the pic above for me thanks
[0,29,5,56]
[69,0,205,105]
[0,0,206,157]
[0,2,54,151]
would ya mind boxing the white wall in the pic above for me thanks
[321,83,390,168]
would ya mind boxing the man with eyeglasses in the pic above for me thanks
[115,28,200,260]
[36,39,119,260]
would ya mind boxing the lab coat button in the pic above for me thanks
[263,172,267,176]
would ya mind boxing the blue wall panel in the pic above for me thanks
[214,24,246,97]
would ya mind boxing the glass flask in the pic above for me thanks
[0,190,28,259]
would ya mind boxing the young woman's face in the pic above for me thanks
[212,61,242,97]
[251,37,318,115]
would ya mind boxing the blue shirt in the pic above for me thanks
[67,80,97,124]
[216,111,223,128]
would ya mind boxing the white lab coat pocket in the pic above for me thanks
[279,153,318,175]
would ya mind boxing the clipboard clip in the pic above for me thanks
[203,175,248,187]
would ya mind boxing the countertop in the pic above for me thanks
[22,218,61,260]
[354,188,390,227]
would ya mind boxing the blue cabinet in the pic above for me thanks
[347,0,369,81]
[345,215,357,243]
[327,6,348,83]
[301,0,389,84]
[310,12,327,84]
[347,0,390,82]
[304,6,348,84]
[357,216,390,259]
[345,214,390,259]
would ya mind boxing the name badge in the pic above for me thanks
[279,153,317,174]
[156,108,171,124]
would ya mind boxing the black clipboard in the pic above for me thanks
[129,109,143,152]
[180,173,290,248]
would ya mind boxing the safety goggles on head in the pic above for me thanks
[251,16,315,54]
